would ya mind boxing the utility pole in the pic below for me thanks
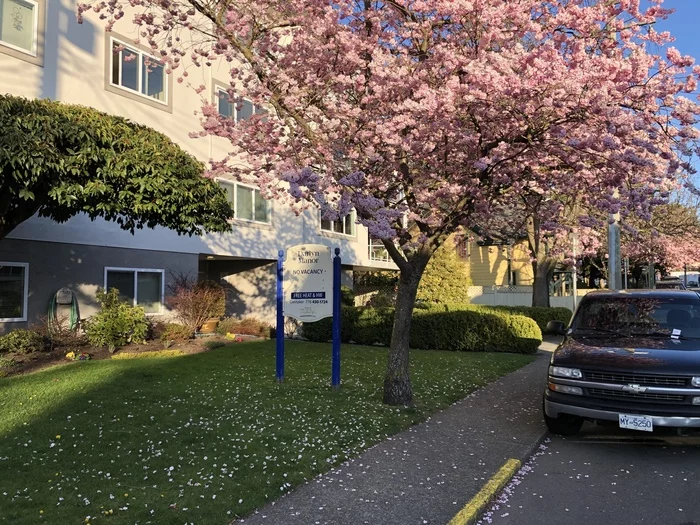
[607,189,622,290]
[572,231,578,311]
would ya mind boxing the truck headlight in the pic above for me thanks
[549,383,584,395]
[692,377,700,387]
[549,366,583,379]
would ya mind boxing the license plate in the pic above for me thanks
[619,414,654,432]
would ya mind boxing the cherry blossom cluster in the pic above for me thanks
[77,0,700,263]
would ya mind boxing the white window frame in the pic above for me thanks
[215,86,264,121]
[103,267,165,314]
[0,261,29,322]
[0,0,39,57]
[217,179,272,224]
[368,238,391,263]
[109,36,168,106]
[320,210,356,237]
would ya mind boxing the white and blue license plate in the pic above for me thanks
[619,413,654,432]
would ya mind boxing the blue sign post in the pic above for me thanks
[276,244,342,389]
[331,248,341,389]
[276,249,285,383]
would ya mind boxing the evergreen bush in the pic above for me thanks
[0,329,46,354]
[83,289,149,352]
[300,306,359,343]
[416,236,471,304]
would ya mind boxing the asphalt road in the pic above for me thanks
[478,424,700,525]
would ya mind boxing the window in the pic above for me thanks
[104,268,164,314]
[0,0,38,55]
[0,262,28,321]
[218,180,271,224]
[368,238,391,263]
[110,37,166,103]
[216,87,266,121]
[321,211,355,236]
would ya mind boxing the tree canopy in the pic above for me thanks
[0,95,233,240]
[79,0,700,404]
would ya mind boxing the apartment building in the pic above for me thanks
[0,0,397,332]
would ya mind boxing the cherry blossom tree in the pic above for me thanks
[622,202,700,279]
[79,0,700,405]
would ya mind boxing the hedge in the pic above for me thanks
[301,306,542,354]
[482,306,572,333]
[410,309,541,354]
[434,303,572,334]
[300,306,359,344]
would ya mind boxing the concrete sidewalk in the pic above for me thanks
[237,343,556,525]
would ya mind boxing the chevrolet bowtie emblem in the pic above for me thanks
[622,384,647,394]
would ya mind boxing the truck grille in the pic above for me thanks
[583,371,688,387]
[587,388,685,403]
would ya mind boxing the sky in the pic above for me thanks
[648,1,700,180]
[651,1,700,62]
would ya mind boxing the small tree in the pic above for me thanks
[168,275,226,334]
[0,95,233,240]
[417,236,471,305]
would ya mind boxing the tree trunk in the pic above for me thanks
[383,251,431,406]
[531,258,556,307]
[526,214,557,308]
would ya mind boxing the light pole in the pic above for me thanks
[607,189,622,290]
[572,230,578,311]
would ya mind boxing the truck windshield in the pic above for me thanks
[572,296,700,338]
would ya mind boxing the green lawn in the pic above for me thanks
[0,340,534,524]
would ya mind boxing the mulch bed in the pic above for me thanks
[1,334,261,378]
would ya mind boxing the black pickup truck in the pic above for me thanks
[544,289,700,435]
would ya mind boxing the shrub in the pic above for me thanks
[352,307,394,346]
[416,235,471,304]
[410,309,541,354]
[300,306,360,343]
[433,303,572,335]
[0,329,46,354]
[31,314,87,350]
[483,305,572,333]
[301,305,542,354]
[168,275,226,333]
[366,290,395,308]
[156,323,193,343]
[341,286,355,307]
[216,316,273,338]
[83,289,149,352]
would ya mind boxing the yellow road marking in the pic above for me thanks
[447,458,521,525]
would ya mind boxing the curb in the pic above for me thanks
[447,425,549,525]
[447,458,522,525]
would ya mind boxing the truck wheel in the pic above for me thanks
[543,398,584,436]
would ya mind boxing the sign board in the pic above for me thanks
[284,244,333,322]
